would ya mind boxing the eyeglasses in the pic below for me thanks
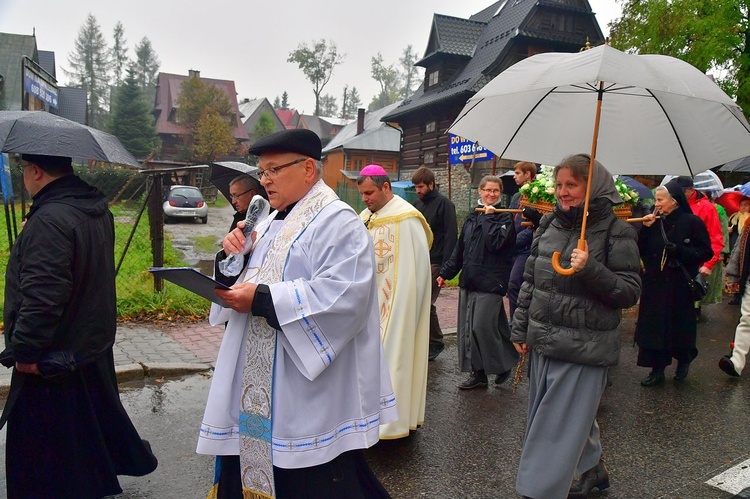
[482,188,501,194]
[230,188,254,200]
[258,157,307,180]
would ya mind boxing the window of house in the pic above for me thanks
[423,151,435,165]
[425,121,436,133]
[428,70,440,87]
[353,159,364,169]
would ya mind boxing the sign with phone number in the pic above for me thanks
[448,134,494,164]
[23,69,58,109]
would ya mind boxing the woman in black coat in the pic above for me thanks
[635,180,713,386]
[438,175,517,389]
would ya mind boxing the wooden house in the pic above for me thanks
[382,0,605,196]
[153,70,249,160]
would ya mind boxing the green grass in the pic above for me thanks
[192,235,221,254]
[0,203,211,325]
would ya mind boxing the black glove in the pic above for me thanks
[664,242,682,257]
[522,207,543,228]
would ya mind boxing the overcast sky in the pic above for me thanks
[1,0,621,115]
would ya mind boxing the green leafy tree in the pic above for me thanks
[65,13,110,128]
[176,75,236,162]
[273,96,281,108]
[288,39,345,115]
[111,21,128,86]
[610,0,750,116]
[399,45,422,99]
[193,113,236,163]
[319,94,338,117]
[369,53,401,110]
[254,111,277,139]
[109,66,159,159]
[133,37,160,105]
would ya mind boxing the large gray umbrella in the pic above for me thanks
[0,111,139,167]
[449,44,750,274]
[450,44,750,176]
[209,161,262,203]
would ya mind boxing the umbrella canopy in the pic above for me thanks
[616,175,654,203]
[209,161,261,203]
[0,111,139,167]
[449,44,750,176]
[719,155,750,173]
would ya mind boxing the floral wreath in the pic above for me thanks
[518,165,640,207]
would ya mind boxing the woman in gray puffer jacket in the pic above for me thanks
[512,154,641,499]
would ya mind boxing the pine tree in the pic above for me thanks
[319,94,338,117]
[134,37,160,105]
[281,91,290,110]
[65,13,111,129]
[111,21,128,86]
[109,66,159,159]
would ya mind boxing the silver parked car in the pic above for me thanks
[163,185,208,224]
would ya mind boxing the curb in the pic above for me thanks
[0,362,213,400]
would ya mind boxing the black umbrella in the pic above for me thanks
[210,161,263,203]
[0,111,139,167]
[719,155,750,173]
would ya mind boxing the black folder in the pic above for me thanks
[148,267,231,307]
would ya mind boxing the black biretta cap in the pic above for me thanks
[674,176,694,189]
[248,129,322,160]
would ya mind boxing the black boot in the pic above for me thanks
[568,460,609,498]
[640,368,665,387]
[458,370,488,389]
[674,362,690,381]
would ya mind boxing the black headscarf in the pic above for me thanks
[663,179,693,215]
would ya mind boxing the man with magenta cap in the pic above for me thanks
[357,164,433,439]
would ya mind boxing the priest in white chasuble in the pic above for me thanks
[357,164,433,440]
[203,130,397,499]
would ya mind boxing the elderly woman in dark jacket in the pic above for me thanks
[438,175,517,389]
[512,154,641,499]
[635,180,712,386]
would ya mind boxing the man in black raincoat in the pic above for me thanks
[1,154,157,498]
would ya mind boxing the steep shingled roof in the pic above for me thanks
[417,15,487,64]
[384,0,538,121]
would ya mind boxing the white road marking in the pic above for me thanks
[706,458,750,496]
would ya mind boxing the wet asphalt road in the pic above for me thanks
[0,301,748,498]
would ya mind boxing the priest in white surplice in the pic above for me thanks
[357,164,433,440]
[198,130,397,499]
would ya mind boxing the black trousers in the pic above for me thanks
[216,450,390,499]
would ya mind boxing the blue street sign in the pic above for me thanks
[449,134,494,165]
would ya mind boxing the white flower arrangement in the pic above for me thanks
[518,165,640,207]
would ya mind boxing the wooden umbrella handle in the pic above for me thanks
[552,81,605,276]
[474,207,523,213]
[551,239,586,276]
[626,216,660,223]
